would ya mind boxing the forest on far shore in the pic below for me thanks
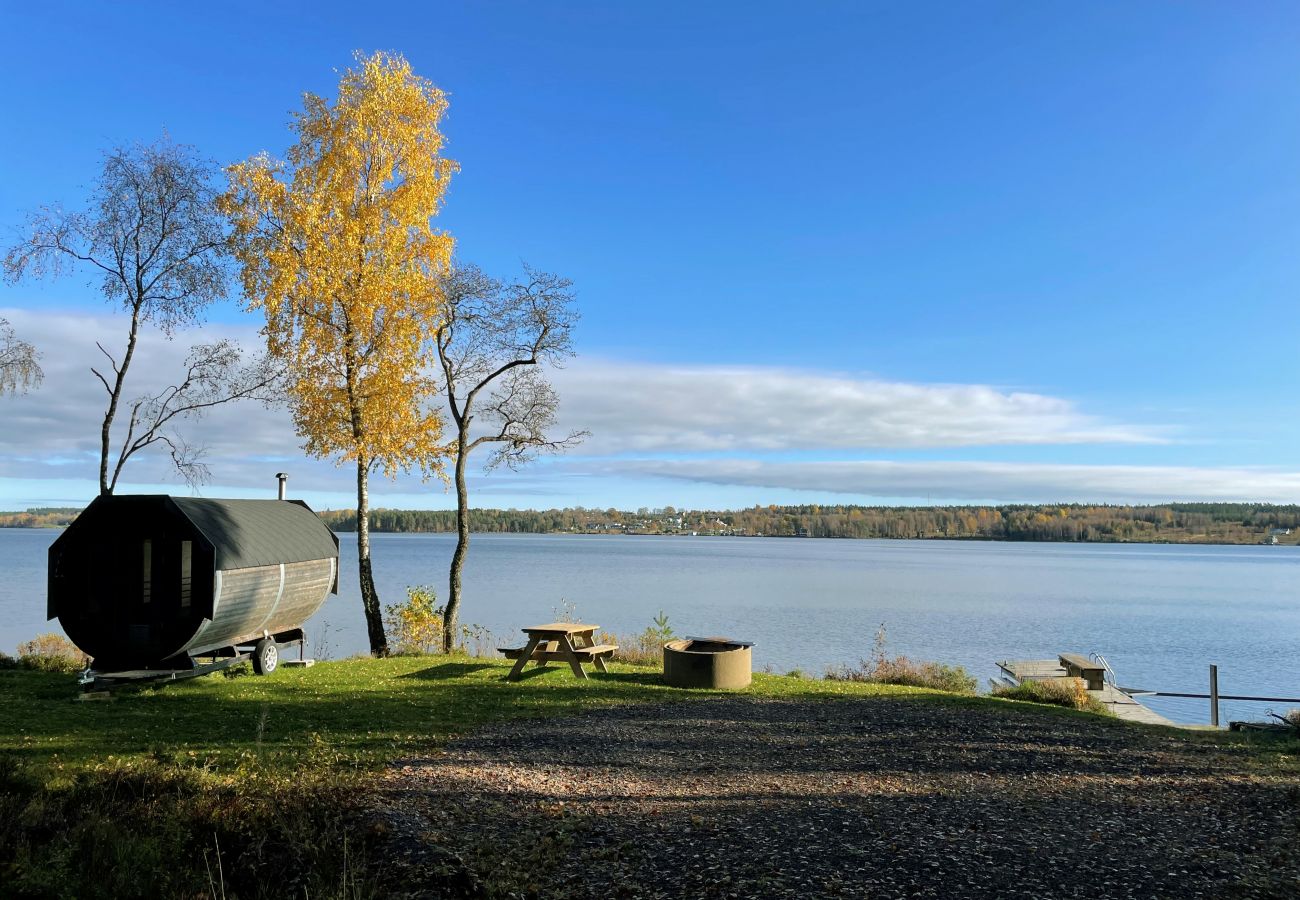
[315,502,1300,544]
[4,502,1298,545]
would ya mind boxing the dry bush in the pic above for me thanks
[17,633,88,674]
[826,624,976,694]
[827,655,977,693]
[992,677,1110,714]
[599,629,663,666]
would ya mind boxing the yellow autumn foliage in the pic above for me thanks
[383,585,444,655]
[221,51,456,477]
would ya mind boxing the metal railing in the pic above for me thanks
[1124,664,1300,727]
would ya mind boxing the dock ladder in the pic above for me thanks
[1089,651,1118,687]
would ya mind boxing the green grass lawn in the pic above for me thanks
[0,657,944,899]
[0,657,939,783]
[1,656,1295,899]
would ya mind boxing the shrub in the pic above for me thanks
[600,611,675,666]
[384,586,444,655]
[826,623,977,694]
[384,586,493,656]
[992,677,1111,714]
[17,633,88,674]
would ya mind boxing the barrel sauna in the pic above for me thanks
[48,495,338,670]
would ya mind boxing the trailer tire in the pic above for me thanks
[252,639,278,675]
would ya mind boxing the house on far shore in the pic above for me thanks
[1263,527,1292,545]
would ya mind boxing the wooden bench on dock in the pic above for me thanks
[1059,653,1107,691]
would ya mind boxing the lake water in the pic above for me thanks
[3,528,1298,725]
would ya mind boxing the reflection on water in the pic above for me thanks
[3,528,1297,724]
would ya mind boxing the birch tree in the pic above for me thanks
[222,51,455,656]
[3,138,276,490]
[432,263,586,652]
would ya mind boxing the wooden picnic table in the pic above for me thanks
[499,622,618,681]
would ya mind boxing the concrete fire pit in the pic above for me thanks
[663,637,753,689]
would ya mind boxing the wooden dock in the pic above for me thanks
[997,657,1175,727]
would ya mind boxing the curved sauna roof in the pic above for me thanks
[170,498,339,570]
[54,495,339,572]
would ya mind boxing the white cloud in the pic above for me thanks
[601,459,1300,504]
[0,309,1163,479]
[0,308,297,486]
[0,308,1222,509]
[554,361,1165,453]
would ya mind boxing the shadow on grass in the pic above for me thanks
[499,667,667,688]
[400,661,497,680]
[591,670,667,688]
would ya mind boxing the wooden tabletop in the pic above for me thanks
[522,622,598,635]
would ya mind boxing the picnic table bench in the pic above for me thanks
[499,622,618,681]
[1059,653,1107,691]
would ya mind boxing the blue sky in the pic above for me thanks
[1,2,1298,510]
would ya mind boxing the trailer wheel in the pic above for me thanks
[252,639,278,675]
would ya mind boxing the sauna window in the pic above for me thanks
[141,539,152,604]
[180,540,192,608]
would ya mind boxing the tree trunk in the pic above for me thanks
[444,429,470,654]
[99,306,142,495]
[356,456,387,656]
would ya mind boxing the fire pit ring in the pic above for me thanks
[663,637,753,689]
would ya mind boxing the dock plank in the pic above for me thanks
[997,658,1175,727]
[1094,684,1175,726]
[997,659,1067,680]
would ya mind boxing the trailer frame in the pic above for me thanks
[78,627,307,692]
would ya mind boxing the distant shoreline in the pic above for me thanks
[4,501,1298,547]
[314,502,1300,547]
[5,523,1298,548]
[319,528,1296,548]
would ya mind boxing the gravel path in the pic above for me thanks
[372,696,1300,898]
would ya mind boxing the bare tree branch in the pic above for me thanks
[106,340,285,492]
[94,342,120,376]
[0,317,42,396]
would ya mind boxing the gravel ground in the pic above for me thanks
[371,696,1300,899]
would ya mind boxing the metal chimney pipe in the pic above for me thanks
[276,472,288,500]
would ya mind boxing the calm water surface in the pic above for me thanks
[3,528,1297,724]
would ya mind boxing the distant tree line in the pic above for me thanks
[7,502,1297,545]
[311,503,1300,545]
[0,509,82,528]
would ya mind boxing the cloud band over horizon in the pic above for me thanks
[1,308,1295,509]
